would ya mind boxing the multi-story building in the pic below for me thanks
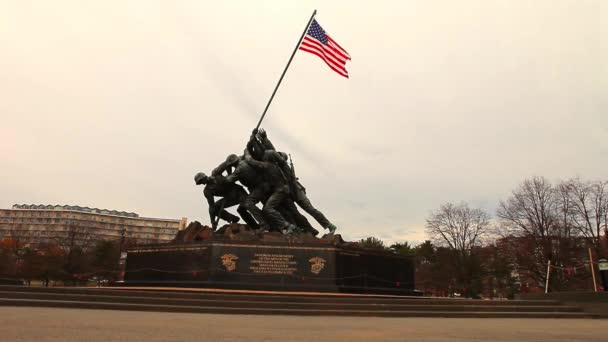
[0,204,187,246]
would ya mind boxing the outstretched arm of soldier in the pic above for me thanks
[244,152,267,170]
[225,163,245,183]
[212,154,241,177]
[247,129,268,160]
[211,160,232,177]
[257,128,276,151]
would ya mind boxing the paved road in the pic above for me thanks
[1,307,607,342]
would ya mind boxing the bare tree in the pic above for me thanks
[496,177,560,240]
[425,202,491,255]
[52,220,93,254]
[496,176,576,290]
[559,178,608,257]
[51,220,93,281]
[425,202,491,298]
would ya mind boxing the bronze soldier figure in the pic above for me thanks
[212,152,270,231]
[195,128,335,235]
[194,172,258,230]
[256,129,337,234]
[244,134,298,233]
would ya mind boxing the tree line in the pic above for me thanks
[2,176,606,293]
[0,224,129,286]
[359,176,608,298]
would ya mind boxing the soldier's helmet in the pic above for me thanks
[226,154,240,165]
[194,172,209,185]
[278,152,288,161]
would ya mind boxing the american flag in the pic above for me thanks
[299,19,351,78]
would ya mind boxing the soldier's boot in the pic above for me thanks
[327,223,337,234]
[281,223,299,235]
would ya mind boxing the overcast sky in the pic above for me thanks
[1,1,606,243]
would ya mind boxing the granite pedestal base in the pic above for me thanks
[121,240,419,296]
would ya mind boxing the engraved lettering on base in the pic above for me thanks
[309,257,326,274]
[221,254,238,272]
[249,253,297,275]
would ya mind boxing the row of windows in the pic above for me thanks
[0,224,176,236]
[0,210,178,228]
[0,218,178,232]
[0,229,174,241]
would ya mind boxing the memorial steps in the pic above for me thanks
[0,286,602,318]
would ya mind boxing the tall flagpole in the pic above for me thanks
[254,9,317,130]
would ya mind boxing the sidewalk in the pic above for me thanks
[1,307,607,342]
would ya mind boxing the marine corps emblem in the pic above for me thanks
[309,257,326,275]
[220,254,238,272]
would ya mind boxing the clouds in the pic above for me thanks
[1,1,606,244]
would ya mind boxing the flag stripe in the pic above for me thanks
[327,36,350,58]
[304,34,349,61]
[301,38,348,65]
[326,42,350,61]
[299,41,348,74]
[301,37,348,63]
[299,46,348,78]
[300,49,348,78]
[299,47,348,77]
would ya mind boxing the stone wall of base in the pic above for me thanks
[123,241,420,296]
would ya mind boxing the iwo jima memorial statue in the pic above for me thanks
[121,11,417,295]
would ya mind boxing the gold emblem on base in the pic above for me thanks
[220,254,238,272]
[309,257,326,274]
